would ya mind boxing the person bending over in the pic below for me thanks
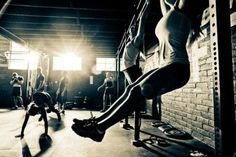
[71,0,208,142]
[16,91,61,139]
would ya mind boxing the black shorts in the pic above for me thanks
[104,87,114,95]
[12,87,22,96]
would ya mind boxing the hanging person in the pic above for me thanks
[71,0,208,142]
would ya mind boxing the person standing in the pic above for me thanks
[56,71,69,114]
[10,72,24,110]
[34,67,45,93]
[97,72,114,112]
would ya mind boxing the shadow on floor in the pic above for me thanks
[21,139,32,157]
[0,108,17,113]
[48,116,65,132]
[21,134,52,157]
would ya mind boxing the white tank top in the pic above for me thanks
[155,8,191,67]
[121,40,141,71]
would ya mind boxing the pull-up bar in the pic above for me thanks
[117,0,149,56]
[0,0,12,20]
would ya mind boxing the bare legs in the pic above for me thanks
[101,94,112,112]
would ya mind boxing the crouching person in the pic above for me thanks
[16,91,61,139]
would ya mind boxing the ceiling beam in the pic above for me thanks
[8,4,131,13]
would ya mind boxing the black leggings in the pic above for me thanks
[96,63,190,130]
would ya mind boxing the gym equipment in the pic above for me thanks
[157,124,192,140]
[164,129,191,139]
[149,136,170,147]
[157,124,174,132]
[38,134,52,151]
[151,120,166,127]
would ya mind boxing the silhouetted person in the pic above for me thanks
[97,72,114,112]
[10,72,24,109]
[15,91,61,139]
[121,0,151,114]
[121,0,151,84]
[56,71,69,114]
[34,67,45,93]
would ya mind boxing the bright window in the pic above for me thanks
[6,41,39,70]
[96,58,116,71]
[53,54,82,71]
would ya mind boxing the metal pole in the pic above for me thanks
[0,0,12,19]
[209,0,236,156]
[0,27,26,46]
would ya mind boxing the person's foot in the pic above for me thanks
[73,117,96,127]
[17,105,23,109]
[23,105,28,110]
[57,112,61,122]
[38,115,43,122]
[61,110,65,114]
[11,106,18,110]
[71,122,105,142]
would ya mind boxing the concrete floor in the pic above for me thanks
[0,108,215,157]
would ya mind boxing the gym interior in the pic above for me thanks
[0,0,235,157]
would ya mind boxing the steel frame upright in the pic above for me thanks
[209,0,236,156]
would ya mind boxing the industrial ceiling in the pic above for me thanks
[0,0,160,58]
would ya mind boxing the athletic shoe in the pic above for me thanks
[38,115,43,121]
[71,121,105,142]
[11,106,18,110]
[73,117,96,127]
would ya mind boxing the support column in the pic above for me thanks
[209,0,236,156]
